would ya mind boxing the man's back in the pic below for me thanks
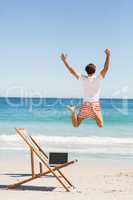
[81,74,103,102]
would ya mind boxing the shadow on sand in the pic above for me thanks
[0,184,56,192]
[1,173,54,178]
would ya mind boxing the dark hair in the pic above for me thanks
[85,63,96,75]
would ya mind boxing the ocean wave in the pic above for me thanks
[1,134,133,157]
[1,146,133,157]
[1,134,133,145]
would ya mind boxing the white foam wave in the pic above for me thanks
[1,134,133,145]
[1,134,133,157]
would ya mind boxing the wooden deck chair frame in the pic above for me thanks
[8,128,78,192]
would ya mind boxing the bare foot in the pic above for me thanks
[67,105,76,113]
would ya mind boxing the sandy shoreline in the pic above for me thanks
[0,152,133,200]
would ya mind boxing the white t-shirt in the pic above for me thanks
[81,74,103,102]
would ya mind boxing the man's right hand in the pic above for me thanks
[100,49,110,78]
[60,53,67,61]
[105,48,110,56]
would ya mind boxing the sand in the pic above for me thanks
[0,152,133,200]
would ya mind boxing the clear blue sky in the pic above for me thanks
[0,0,132,98]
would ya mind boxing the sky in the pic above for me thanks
[0,0,132,98]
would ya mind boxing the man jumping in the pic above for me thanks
[60,49,110,128]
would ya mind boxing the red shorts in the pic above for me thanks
[78,101,102,120]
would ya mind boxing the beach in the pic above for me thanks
[0,152,133,200]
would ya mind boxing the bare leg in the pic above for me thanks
[67,105,82,128]
[90,104,103,128]
[95,115,103,128]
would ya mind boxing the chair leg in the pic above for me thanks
[39,162,43,175]
[40,162,70,192]
[57,169,74,188]
[30,149,35,177]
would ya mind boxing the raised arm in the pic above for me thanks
[100,49,110,78]
[60,53,81,80]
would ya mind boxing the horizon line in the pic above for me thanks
[0,96,133,100]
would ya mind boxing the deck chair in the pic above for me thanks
[8,128,78,192]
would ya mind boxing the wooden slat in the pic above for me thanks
[30,148,35,177]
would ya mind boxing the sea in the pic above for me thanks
[0,97,133,161]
